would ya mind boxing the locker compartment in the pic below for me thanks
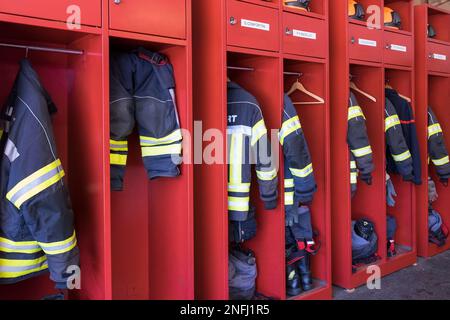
[385,69,414,257]
[428,7,450,43]
[282,0,326,16]
[350,64,386,268]
[384,0,413,33]
[384,32,413,67]
[283,59,329,299]
[427,42,450,74]
[0,0,101,27]
[227,52,284,300]
[109,0,187,39]
[348,24,382,63]
[0,21,106,300]
[227,0,279,52]
[109,38,193,300]
[426,75,450,256]
[282,12,327,58]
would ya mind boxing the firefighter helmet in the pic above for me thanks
[384,7,402,29]
[284,0,311,12]
[348,0,365,20]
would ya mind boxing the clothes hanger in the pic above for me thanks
[349,81,377,102]
[385,82,411,103]
[286,78,325,105]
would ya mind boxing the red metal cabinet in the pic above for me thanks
[227,0,279,52]
[348,24,382,63]
[282,12,326,58]
[0,0,101,26]
[384,32,413,67]
[109,0,186,39]
[427,42,450,74]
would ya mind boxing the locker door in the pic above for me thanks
[348,24,382,63]
[384,32,413,67]
[427,42,450,74]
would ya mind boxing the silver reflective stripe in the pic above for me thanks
[110,143,127,149]
[0,261,48,272]
[227,125,252,136]
[0,241,40,252]
[9,164,63,204]
[4,139,20,162]
[40,237,77,254]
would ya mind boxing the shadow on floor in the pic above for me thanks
[333,250,450,300]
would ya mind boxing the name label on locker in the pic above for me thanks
[432,54,447,61]
[241,19,270,32]
[293,29,317,40]
[390,44,407,52]
[358,38,377,47]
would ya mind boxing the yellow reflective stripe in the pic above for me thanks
[428,124,443,138]
[6,159,61,202]
[352,146,372,158]
[38,231,76,248]
[432,156,450,166]
[110,153,127,165]
[228,196,250,211]
[0,129,3,139]
[350,161,357,169]
[0,237,41,254]
[230,134,243,183]
[392,150,412,162]
[348,106,365,120]
[385,115,400,132]
[290,164,313,178]
[0,257,48,279]
[256,168,277,181]
[279,116,302,145]
[141,143,182,157]
[285,191,294,205]
[251,120,267,146]
[350,172,358,184]
[140,129,183,146]
[284,179,294,188]
[228,183,251,193]
[110,139,128,151]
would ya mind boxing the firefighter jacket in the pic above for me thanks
[0,59,79,288]
[428,107,450,184]
[385,88,422,185]
[280,95,316,214]
[227,82,278,222]
[110,48,182,191]
[348,92,374,195]
[385,98,413,181]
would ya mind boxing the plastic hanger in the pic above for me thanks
[350,81,377,102]
[385,83,411,103]
[286,78,325,105]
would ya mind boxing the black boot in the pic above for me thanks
[297,250,313,291]
[286,262,302,296]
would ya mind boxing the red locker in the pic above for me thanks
[384,32,413,67]
[415,4,450,259]
[349,24,383,63]
[193,0,331,301]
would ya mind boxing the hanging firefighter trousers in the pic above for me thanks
[110,48,182,191]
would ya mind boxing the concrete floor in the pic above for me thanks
[333,250,450,300]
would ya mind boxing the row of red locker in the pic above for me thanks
[0,0,449,300]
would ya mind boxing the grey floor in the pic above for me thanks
[333,250,450,300]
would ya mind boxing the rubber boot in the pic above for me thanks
[297,250,313,291]
[286,262,302,296]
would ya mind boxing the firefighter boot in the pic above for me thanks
[297,250,313,291]
[286,262,302,296]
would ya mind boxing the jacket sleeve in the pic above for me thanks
[428,107,450,183]
[347,93,374,183]
[280,96,317,205]
[385,98,413,181]
[251,107,278,210]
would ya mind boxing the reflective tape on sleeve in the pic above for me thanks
[0,256,48,278]
[110,139,128,152]
[228,196,250,212]
[110,153,127,166]
[251,120,268,146]
[290,164,313,178]
[285,191,294,206]
[38,231,77,255]
[392,150,412,162]
[432,156,450,166]
[256,168,277,181]
[0,237,41,254]
[279,116,302,145]
[428,124,443,139]
[284,179,294,188]
[348,106,365,121]
[140,129,183,147]
[141,143,182,157]
[351,146,373,158]
[385,115,401,132]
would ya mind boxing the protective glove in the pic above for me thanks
[386,174,397,207]
[428,177,439,203]
[285,209,299,227]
